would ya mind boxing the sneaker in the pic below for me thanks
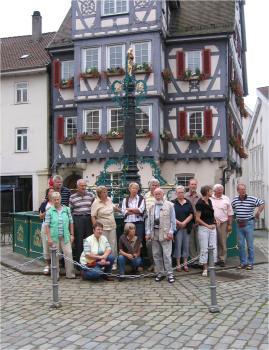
[155,273,163,282]
[246,265,253,270]
[202,269,208,277]
[112,263,117,271]
[219,261,225,267]
[137,266,143,273]
[167,274,175,283]
[237,264,246,269]
[43,265,50,275]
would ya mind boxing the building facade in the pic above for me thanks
[48,0,248,195]
[0,12,54,212]
[242,87,269,229]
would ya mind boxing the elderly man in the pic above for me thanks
[146,188,176,283]
[211,184,234,267]
[185,179,201,264]
[232,184,265,270]
[52,175,71,206]
[69,179,95,264]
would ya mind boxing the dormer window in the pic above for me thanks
[102,0,128,16]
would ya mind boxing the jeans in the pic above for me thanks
[82,254,115,280]
[237,220,254,266]
[118,255,142,275]
[173,229,190,259]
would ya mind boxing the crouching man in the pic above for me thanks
[80,222,114,281]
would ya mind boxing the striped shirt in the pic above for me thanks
[69,191,95,216]
[231,195,264,220]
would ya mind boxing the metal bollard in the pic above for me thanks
[50,245,62,309]
[208,245,220,313]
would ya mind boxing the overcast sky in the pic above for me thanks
[0,0,268,110]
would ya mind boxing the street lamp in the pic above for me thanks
[111,49,147,185]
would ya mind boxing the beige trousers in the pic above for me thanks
[216,221,228,262]
[52,236,75,278]
[103,229,117,258]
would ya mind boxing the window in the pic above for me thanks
[132,42,151,65]
[185,51,201,73]
[187,111,203,136]
[16,128,28,152]
[103,0,128,16]
[107,45,124,69]
[84,110,101,134]
[109,108,124,132]
[136,105,151,133]
[15,82,28,103]
[176,174,195,192]
[61,61,74,81]
[65,117,77,138]
[83,48,100,72]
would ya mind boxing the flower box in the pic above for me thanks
[61,79,74,89]
[136,131,153,139]
[104,68,125,77]
[180,69,205,82]
[161,69,172,83]
[80,71,100,79]
[79,133,103,141]
[134,63,152,75]
[106,131,124,139]
[63,137,76,145]
[182,135,209,143]
[160,129,173,141]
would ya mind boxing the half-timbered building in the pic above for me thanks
[48,0,248,194]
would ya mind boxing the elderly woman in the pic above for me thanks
[195,185,217,277]
[121,182,146,242]
[91,186,120,270]
[144,179,161,271]
[39,187,54,275]
[146,188,176,283]
[45,192,76,279]
[172,186,194,272]
[80,222,115,280]
[118,223,143,280]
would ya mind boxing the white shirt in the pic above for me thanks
[121,195,145,223]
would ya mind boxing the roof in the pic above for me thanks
[257,86,269,100]
[1,32,55,73]
[169,0,235,37]
[47,8,72,49]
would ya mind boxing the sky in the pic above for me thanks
[0,0,268,111]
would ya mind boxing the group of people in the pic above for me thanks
[39,175,265,283]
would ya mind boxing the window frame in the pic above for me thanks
[102,0,129,16]
[106,44,125,69]
[65,117,77,138]
[185,50,202,73]
[131,41,151,65]
[107,107,124,132]
[61,60,74,81]
[15,128,28,152]
[82,47,101,72]
[15,82,28,104]
[187,111,204,136]
[175,173,195,192]
[135,105,152,133]
[83,109,101,134]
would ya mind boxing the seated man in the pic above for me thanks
[80,222,114,280]
[118,223,143,280]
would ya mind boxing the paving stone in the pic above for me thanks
[232,340,247,348]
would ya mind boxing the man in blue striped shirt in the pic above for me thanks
[232,184,265,270]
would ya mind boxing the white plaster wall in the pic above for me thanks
[1,73,50,210]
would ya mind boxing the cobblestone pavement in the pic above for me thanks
[1,237,268,350]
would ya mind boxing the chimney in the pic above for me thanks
[32,11,42,41]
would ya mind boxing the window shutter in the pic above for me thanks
[204,109,212,138]
[176,51,185,79]
[53,59,61,89]
[56,116,65,144]
[202,49,211,78]
[178,111,187,138]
